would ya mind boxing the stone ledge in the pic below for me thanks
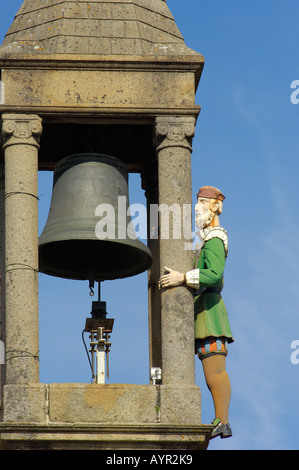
[0,422,213,450]
[0,53,205,68]
[0,105,202,120]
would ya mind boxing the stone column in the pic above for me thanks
[0,163,5,404]
[1,114,42,384]
[155,116,196,386]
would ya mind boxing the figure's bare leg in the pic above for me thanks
[201,354,231,424]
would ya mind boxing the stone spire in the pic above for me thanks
[0,0,199,57]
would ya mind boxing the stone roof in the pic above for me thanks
[0,0,200,57]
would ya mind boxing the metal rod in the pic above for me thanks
[98,281,101,302]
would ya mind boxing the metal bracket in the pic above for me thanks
[151,367,162,385]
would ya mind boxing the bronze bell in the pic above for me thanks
[38,153,152,282]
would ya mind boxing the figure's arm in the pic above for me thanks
[197,238,226,288]
[159,238,226,290]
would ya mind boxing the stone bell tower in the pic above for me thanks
[0,0,212,449]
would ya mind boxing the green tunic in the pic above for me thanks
[194,236,233,342]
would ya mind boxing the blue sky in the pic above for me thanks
[1,0,299,450]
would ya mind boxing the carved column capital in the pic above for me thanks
[1,114,42,150]
[154,116,196,152]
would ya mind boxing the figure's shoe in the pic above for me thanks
[210,418,232,439]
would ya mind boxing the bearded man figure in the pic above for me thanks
[159,186,234,440]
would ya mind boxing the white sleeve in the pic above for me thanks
[185,268,200,289]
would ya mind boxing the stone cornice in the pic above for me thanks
[0,106,201,120]
[0,422,213,450]
[0,52,204,71]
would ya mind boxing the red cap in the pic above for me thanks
[197,186,225,201]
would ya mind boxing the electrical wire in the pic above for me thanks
[81,329,92,372]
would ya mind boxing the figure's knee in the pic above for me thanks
[205,366,226,389]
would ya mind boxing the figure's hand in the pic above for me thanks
[159,267,185,289]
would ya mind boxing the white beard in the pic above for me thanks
[195,209,214,230]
